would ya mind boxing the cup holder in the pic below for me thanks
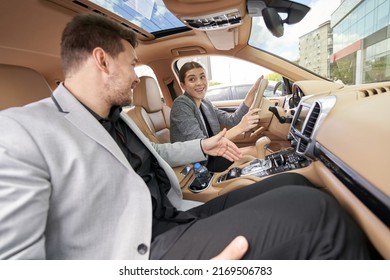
[188,173,213,193]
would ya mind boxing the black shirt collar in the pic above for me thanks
[83,105,122,124]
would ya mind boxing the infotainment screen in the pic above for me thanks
[293,104,310,132]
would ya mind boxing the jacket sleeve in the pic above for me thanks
[170,97,207,143]
[0,115,49,259]
[151,139,207,167]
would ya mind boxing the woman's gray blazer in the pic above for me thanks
[170,92,249,143]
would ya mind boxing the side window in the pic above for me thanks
[234,85,252,99]
[176,56,282,102]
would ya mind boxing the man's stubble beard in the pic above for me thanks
[105,74,134,107]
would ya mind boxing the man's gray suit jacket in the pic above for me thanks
[0,84,206,259]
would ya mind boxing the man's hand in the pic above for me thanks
[211,236,249,260]
[201,128,242,162]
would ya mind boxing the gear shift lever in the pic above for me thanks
[256,136,271,159]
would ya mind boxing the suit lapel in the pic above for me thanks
[51,84,131,170]
[51,84,182,204]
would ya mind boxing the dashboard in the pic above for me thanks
[182,79,390,259]
[289,95,336,155]
[289,80,390,258]
[290,92,390,226]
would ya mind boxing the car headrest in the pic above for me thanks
[0,64,52,110]
[132,76,163,113]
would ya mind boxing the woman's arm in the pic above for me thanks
[224,107,260,140]
[213,76,264,140]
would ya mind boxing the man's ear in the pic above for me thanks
[92,47,109,73]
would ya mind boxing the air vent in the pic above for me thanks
[297,141,308,153]
[302,102,320,138]
[297,102,321,153]
[358,86,390,98]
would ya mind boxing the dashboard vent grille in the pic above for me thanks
[358,86,390,98]
[297,141,308,153]
[302,102,320,138]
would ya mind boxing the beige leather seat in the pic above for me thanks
[128,75,171,143]
[0,64,52,110]
[128,76,204,208]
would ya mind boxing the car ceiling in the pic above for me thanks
[0,0,252,87]
[0,0,318,90]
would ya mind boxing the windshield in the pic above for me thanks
[249,0,390,85]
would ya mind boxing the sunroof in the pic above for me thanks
[88,0,187,34]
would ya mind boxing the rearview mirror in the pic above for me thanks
[262,8,284,38]
[247,0,310,38]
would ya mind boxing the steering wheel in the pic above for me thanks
[251,78,269,109]
[248,78,269,138]
[288,86,303,108]
[273,81,287,96]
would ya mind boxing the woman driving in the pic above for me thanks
[170,61,263,172]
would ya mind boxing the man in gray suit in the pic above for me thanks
[0,13,371,259]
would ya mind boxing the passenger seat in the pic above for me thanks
[0,64,52,110]
[128,76,171,144]
[127,75,204,209]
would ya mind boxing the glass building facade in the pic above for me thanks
[331,0,390,84]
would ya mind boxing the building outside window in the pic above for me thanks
[331,0,390,84]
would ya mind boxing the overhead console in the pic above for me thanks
[181,9,241,30]
[180,9,243,50]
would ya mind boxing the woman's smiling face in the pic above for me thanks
[181,67,208,104]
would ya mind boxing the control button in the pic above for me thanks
[137,243,148,255]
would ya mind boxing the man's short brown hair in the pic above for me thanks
[60,13,138,76]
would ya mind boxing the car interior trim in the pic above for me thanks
[318,144,390,228]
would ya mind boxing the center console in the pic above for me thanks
[217,147,310,182]
[185,96,337,198]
